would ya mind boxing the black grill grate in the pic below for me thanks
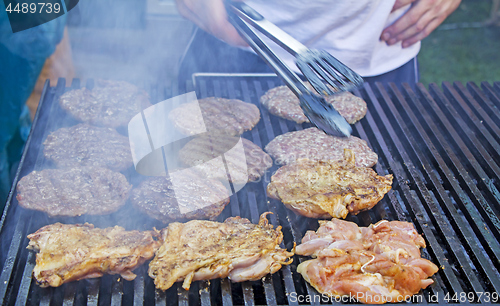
[1,76,500,305]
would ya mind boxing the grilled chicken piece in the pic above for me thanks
[267,149,393,219]
[260,84,367,124]
[148,213,294,291]
[296,219,438,304]
[27,223,159,287]
[168,97,261,136]
[264,127,378,168]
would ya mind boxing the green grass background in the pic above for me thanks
[418,0,500,85]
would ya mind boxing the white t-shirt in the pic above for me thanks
[243,0,420,77]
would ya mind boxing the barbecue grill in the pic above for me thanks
[1,75,500,305]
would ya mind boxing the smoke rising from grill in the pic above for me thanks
[65,0,193,86]
[2,4,500,299]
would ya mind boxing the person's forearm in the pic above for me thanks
[175,0,247,46]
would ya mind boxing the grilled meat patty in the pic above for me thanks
[296,219,439,304]
[16,167,131,217]
[59,79,151,128]
[131,169,230,223]
[168,97,260,136]
[265,127,378,167]
[43,123,133,172]
[267,149,393,219]
[179,134,272,183]
[149,213,293,291]
[260,84,367,124]
[27,223,159,288]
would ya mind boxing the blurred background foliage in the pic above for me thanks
[418,0,500,85]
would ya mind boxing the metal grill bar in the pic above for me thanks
[237,79,298,306]
[382,82,490,292]
[360,84,461,299]
[458,82,500,144]
[378,81,498,292]
[1,77,500,305]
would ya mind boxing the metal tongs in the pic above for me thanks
[225,1,364,137]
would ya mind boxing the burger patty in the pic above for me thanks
[43,123,133,172]
[179,134,273,183]
[131,169,230,223]
[168,97,261,136]
[265,127,378,167]
[260,85,367,124]
[59,79,151,128]
[16,167,132,217]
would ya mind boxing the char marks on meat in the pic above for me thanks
[27,223,159,287]
[16,167,131,217]
[59,79,151,128]
[260,84,367,124]
[267,149,392,219]
[131,168,230,223]
[296,219,439,304]
[265,127,378,167]
[179,134,272,183]
[168,97,260,136]
[43,123,133,172]
[148,213,293,291]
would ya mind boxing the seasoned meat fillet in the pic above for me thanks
[16,167,131,217]
[27,223,159,287]
[179,134,272,183]
[265,127,378,167]
[168,97,260,136]
[148,213,293,291]
[59,79,151,128]
[260,84,367,124]
[296,219,439,304]
[43,123,133,172]
[130,169,230,223]
[267,149,392,219]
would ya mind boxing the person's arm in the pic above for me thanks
[175,0,247,46]
[381,0,462,48]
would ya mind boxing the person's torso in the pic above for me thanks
[243,0,420,76]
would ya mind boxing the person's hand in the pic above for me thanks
[381,0,461,48]
[175,0,247,46]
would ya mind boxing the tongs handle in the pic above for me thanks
[225,0,352,138]
[228,2,307,56]
[225,1,308,96]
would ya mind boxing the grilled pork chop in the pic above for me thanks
[148,213,294,291]
[260,85,367,124]
[16,167,131,217]
[267,149,392,219]
[179,134,272,183]
[27,223,159,287]
[296,219,439,304]
[59,80,151,128]
[43,123,133,172]
[168,97,260,136]
[130,168,230,223]
[265,127,378,167]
